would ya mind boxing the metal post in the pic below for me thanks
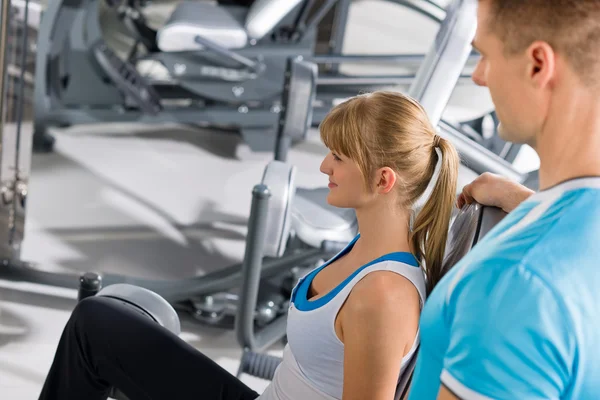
[235,184,288,352]
[324,0,350,73]
[295,0,339,41]
[0,1,10,116]
[274,59,294,162]
[274,57,318,162]
[10,0,29,254]
[405,0,526,182]
[0,0,18,260]
[408,0,477,126]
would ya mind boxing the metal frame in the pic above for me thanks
[403,0,527,183]
[0,0,30,265]
[320,0,351,74]
[32,0,480,153]
[2,0,533,314]
[1,29,337,344]
[274,57,318,162]
[0,0,540,385]
[0,180,333,344]
[236,185,291,352]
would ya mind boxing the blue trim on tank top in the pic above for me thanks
[291,234,419,312]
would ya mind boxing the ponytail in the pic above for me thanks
[317,90,460,293]
[410,137,459,294]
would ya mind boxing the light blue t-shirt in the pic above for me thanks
[409,177,600,400]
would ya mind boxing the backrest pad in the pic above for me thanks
[244,0,305,40]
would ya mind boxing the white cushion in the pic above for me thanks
[157,2,248,52]
[245,0,304,40]
[291,188,358,249]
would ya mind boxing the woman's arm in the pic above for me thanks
[339,271,421,400]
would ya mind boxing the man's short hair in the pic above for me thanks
[483,0,600,86]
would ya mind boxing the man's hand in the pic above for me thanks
[457,173,535,213]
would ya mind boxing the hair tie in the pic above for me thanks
[433,134,442,148]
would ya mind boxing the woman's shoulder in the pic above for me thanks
[343,270,421,320]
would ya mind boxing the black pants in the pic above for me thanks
[38,296,260,400]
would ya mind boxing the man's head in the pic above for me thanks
[472,0,600,147]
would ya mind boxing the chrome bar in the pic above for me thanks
[439,121,525,183]
[308,53,480,66]
[409,0,478,126]
[317,74,473,86]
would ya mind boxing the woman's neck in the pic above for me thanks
[353,202,412,258]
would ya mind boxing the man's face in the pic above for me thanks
[472,1,545,148]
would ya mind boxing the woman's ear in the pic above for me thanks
[375,167,397,194]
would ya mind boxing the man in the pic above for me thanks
[408,0,600,399]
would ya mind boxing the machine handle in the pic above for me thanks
[194,35,262,72]
[78,272,103,302]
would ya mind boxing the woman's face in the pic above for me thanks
[320,151,374,209]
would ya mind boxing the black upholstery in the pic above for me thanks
[443,203,506,276]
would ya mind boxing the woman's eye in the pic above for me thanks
[332,153,341,161]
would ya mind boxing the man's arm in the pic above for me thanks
[438,385,459,400]
[457,172,535,213]
[436,262,575,400]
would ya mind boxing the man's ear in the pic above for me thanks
[375,167,397,194]
[527,41,555,89]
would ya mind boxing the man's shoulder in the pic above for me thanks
[440,187,600,306]
[446,230,596,318]
[514,188,600,276]
[529,185,600,231]
[490,187,600,270]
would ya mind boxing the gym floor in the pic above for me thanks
[0,1,538,398]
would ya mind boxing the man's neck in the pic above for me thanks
[536,86,600,191]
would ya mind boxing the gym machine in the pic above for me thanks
[32,0,482,153]
[0,0,538,395]
[1,6,348,336]
[77,4,514,399]
[0,0,536,335]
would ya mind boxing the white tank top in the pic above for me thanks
[258,235,427,400]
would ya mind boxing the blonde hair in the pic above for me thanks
[320,91,459,293]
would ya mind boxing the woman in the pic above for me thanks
[38,91,459,400]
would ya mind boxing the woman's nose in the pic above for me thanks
[320,155,332,175]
